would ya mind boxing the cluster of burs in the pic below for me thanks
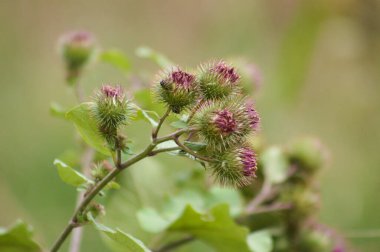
[154,63,260,187]
[60,30,260,187]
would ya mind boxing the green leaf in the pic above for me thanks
[137,190,204,234]
[135,47,174,68]
[0,220,41,252]
[169,204,250,252]
[170,120,188,129]
[89,215,151,252]
[105,181,121,190]
[132,104,159,127]
[204,187,243,217]
[100,49,131,74]
[247,230,273,252]
[136,208,169,233]
[261,146,289,184]
[66,102,111,156]
[156,140,178,149]
[50,102,67,119]
[183,141,207,152]
[54,159,92,187]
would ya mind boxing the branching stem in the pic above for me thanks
[51,110,198,252]
[152,108,171,140]
[174,137,213,162]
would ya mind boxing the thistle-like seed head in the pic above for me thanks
[155,68,198,113]
[192,97,253,151]
[197,61,240,100]
[59,31,95,83]
[208,145,258,187]
[92,85,134,146]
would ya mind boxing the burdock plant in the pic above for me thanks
[0,31,350,252]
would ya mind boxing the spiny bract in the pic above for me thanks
[154,68,198,113]
[197,61,240,100]
[208,144,258,187]
[191,97,258,151]
[92,85,134,146]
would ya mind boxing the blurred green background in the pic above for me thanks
[0,0,379,251]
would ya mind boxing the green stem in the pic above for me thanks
[150,147,181,156]
[173,137,213,162]
[51,113,193,251]
[152,108,171,140]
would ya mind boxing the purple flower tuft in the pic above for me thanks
[212,109,237,134]
[170,69,196,89]
[213,62,240,83]
[246,102,260,130]
[239,147,257,177]
[101,85,123,98]
[61,31,94,47]
[333,246,345,252]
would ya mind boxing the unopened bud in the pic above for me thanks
[92,85,134,147]
[192,98,257,151]
[59,31,95,84]
[198,61,240,100]
[155,68,198,113]
[288,137,327,174]
[208,145,257,187]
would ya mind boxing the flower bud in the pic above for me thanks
[59,31,95,84]
[245,102,260,130]
[229,58,263,95]
[287,137,327,174]
[192,98,257,151]
[155,68,198,113]
[91,162,112,181]
[208,145,258,187]
[282,185,320,222]
[86,203,106,220]
[297,230,333,252]
[92,85,134,147]
[198,61,240,100]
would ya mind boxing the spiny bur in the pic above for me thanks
[208,144,258,187]
[198,61,240,100]
[155,68,198,113]
[92,85,134,148]
[191,97,259,151]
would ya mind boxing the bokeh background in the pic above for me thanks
[0,0,379,251]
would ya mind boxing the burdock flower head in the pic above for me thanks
[198,61,240,100]
[209,145,258,187]
[59,31,95,84]
[155,68,198,113]
[92,85,134,146]
[245,102,260,130]
[192,98,257,151]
